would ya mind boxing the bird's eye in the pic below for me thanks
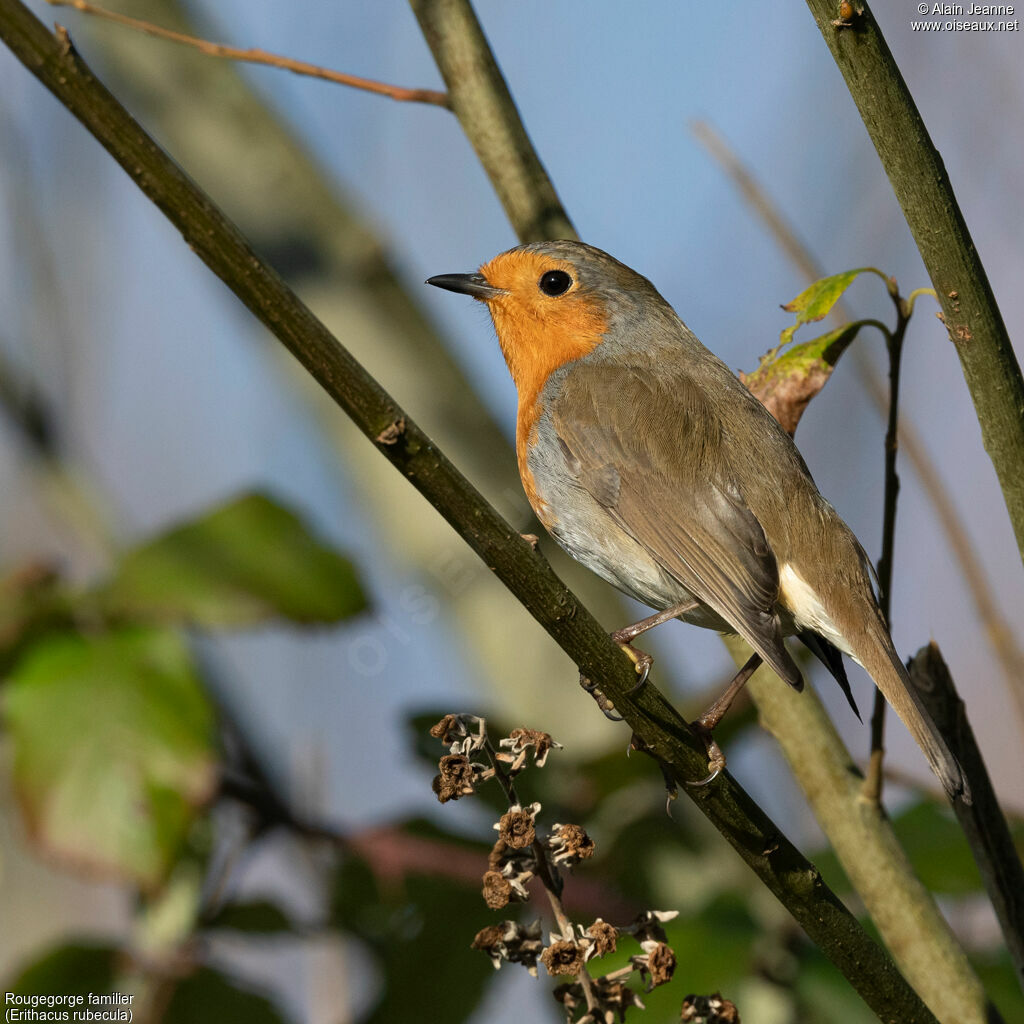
[538,270,572,297]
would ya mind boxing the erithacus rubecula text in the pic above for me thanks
[428,240,967,802]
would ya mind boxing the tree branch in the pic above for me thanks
[908,643,1024,994]
[408,0,575,242]
[804,0,1024,562]
[45,0,451,106]
[725,637,994,1024]
[0,5,940,1018]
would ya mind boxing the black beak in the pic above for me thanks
[426,272,504,300]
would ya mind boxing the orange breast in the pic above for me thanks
[478,250,609,527]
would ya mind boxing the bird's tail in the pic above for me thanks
[852,624,969,804]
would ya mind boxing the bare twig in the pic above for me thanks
[691,118,1024,731]
[45,0,451,107]
[864,282,910,803]
[0,7,942,1017]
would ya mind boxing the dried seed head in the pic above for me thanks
[597,978,645,1018]
[541,939,587,977]
[585,918,618,957]
[429,714,461,743]
[555,975,646,1022]
[496,802,541,848]
[471,919,543,975]
[622,908,678,945]
[432,753,477,803]
[634,941,676,989]
[498,727,562,769]
[429,712,486,755]
[482,870,512,909]
[681,992,741,1023]
[548,822,595,866]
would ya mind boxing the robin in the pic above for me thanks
[427,240,967,803]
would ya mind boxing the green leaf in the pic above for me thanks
[6,942,118,997]
[164,967,286,1024]
[773,268,881,356]
[96,491,368,627]
[4,627,217,888]
[205,900,294,933]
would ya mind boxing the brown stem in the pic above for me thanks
[46,0,451,107]
[0,6,941,1019]
[864,285,909,802]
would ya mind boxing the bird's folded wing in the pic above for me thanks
[552,362,801,688]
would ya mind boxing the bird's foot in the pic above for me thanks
[686,721,727,787]
[578,672,624,722]
[609,630,653,694]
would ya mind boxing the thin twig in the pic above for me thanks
[45,0,451,107]
[864,283,911,802]
[0,8,941,1017]
[691,118,1024,731]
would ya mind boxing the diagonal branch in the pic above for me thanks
[908,642,1024,994]
[45,0,451,107]
[0,5,939,1019]
[409,0,575,242]
[804,0,1024,563]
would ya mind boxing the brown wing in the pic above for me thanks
[552,361,802,689]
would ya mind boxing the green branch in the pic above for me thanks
[0,3,940,1018]
[409,0,575,242]
[805,0,1024,562]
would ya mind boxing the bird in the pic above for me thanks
[427,240,968,803]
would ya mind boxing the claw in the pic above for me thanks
[579,673,624,722]
[615,641,653,693]
[628,662,650,694]
[686,722,726,788]
[686,765,722,787]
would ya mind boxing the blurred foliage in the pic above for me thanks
[163,967,287,1024]
[96,493,368,627]
[6,626,215,888]
[331,848,495,1024]
[1,490,367,1016]
[6,943,119,997]
[0,495,1020,1022]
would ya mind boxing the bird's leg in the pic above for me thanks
[687,652,763,786]
[579,600,699,721]
[611,600,700,693]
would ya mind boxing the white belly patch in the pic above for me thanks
[778,563,854,657]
